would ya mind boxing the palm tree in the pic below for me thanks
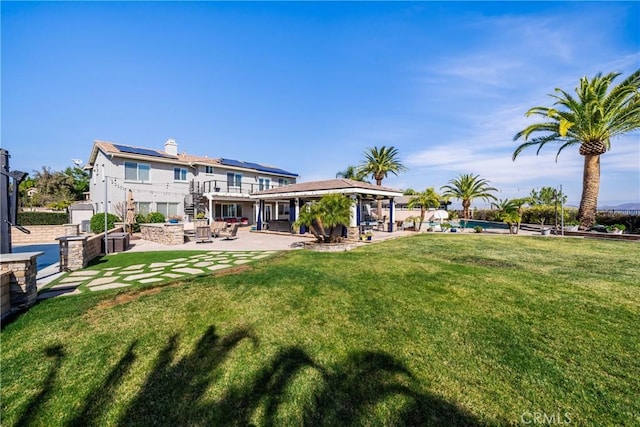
[293,193,352,243]
[513,70,640,229]
[359,146,407,219]
[492,197,529,234]
[441,174,497,220]
[336,165,368,182]
[407,188,441,231]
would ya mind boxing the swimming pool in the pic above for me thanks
[452,220,509,230]
[420,219,509,230]
[12,244,59,271]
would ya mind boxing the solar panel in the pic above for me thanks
[112,144,177,159]
[219,158,297,177]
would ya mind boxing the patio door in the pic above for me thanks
[265,205,272,222]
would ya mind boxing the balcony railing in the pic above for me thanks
[194,180,289,195]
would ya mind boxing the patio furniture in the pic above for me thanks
[219,223,239,240]
[195,225,212,243]
[210,221,228,238]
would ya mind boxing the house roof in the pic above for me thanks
[86,140,298,177]
[250,178,403,199]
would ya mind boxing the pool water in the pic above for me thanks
[420,219,509,230]
[454,220,509,230]
[12,244,59,271]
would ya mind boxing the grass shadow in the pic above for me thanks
[10,328,483,425]
[14,345,65,427]
[119,325,258,425]
[68,341,138,426]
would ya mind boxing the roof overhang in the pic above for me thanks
[249,187,403,200]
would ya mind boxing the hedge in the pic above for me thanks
[90,213,120,234]
[17,211,69,225]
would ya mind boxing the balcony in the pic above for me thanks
[195,180,289,195]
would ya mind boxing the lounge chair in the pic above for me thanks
[210,221,228,238]
[219,223,239,240]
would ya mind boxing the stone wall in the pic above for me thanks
[141,223,185,245]
[1,271,10,320]
[57,226,123,272]
[11,225,66,244]
[0,253,39,311]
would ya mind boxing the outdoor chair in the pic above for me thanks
[219,223,239,240]
[195,224,212,243]
[210,221,228,238]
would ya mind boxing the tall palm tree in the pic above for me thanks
[336,165,368,182]
[407,187,441,231]
[441,173,497,220]
[513,70,640,229]
[359,146,407,219]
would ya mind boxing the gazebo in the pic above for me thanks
[250,178,403,238]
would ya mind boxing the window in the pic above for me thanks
[258,177,270,191]
[174,167,188,181]
[215,203,242,218]
[136,202,151,215]
[227,172,242,188]
[278,203,290,217]
[204,165,214,174]
[278,178,290,187]
[125,162,150,182]
[156,202,179,217]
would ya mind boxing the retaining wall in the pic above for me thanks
[11,225,66,244]
[140,223,185,245]
[1,271,10,320]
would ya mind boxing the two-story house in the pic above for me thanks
[86,139,298,224]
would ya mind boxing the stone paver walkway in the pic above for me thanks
[37,250,277,300]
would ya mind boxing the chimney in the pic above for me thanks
[164,138,178,156]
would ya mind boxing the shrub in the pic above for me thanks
[595,212,639,233]
[146,212,165,223]
[17,211,68,225]
[474,226,483,233]
[521,206,577,225]
[90,213,120,234]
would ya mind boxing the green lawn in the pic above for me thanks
[2,235,639,426]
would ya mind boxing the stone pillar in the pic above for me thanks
[0,252,41,310]
[57,236,89,271]
[346,226,359,241]
[64,223,80,236]
[349,195,357,227]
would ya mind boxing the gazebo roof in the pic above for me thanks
[250,178,403,199]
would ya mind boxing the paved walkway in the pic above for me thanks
[36,228,409,299]
[37,250,278,300]
[35,226,515,300]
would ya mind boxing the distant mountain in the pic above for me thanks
[598,202,640,210]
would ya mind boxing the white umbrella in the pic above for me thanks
[432,209,449,222]
[125,189,135,233]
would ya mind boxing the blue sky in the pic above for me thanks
[2,1,639,207]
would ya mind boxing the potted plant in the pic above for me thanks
[473,225,483,233]
[564,220,579,231]
[607,224,625,234]
[441,222,451,232]
[361,231,373,241]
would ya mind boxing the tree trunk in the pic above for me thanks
[578,154,601,229]
[376,177,383,222]
[418,207,425,231]
[462,199,471,220]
